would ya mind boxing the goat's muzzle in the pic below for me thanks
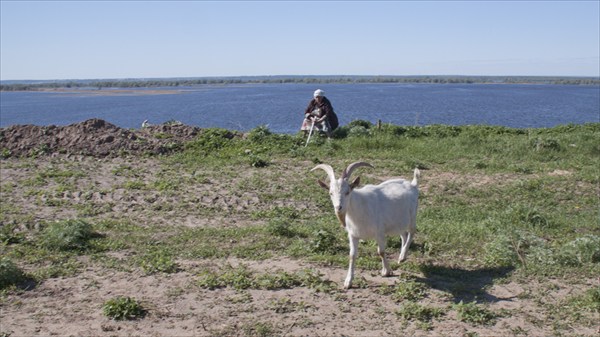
[335,211,346,228]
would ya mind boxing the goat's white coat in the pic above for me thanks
[345,178,418,239]
[312,162,419,289]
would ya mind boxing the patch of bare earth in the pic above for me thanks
[4,255,598,336]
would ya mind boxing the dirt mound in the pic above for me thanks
[0,119,203,157]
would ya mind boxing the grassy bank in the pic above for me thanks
[1,122,598,335]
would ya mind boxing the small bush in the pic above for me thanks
[0,257,27,289]
[39,219,94,251]
[103,296,146,320]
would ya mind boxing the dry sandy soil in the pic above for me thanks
[1,120,598,336]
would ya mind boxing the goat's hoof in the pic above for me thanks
[381,270,392,277]
[343,281,352,289]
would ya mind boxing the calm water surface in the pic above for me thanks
[1,83,598,133]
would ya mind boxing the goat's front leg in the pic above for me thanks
[377,236,391,277]
[344,236,359,289]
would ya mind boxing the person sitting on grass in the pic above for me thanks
[301,89,334,138]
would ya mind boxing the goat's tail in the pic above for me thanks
[411,168,420,187]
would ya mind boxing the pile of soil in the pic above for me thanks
[0,119,204,157]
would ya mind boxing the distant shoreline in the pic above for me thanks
[2,75,599,91]
[33,88,186,97]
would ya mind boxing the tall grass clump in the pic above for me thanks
[484,230,600,274]
[0,257,27,289]
[39,219,95,251]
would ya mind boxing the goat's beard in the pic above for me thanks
[335,211,346,228]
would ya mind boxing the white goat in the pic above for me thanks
[311,162,420,289]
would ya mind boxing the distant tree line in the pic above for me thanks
[1,75,598,91]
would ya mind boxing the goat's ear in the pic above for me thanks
[317,179,329,190]
[350,176,361,189]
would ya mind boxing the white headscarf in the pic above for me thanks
[313,89,325,98]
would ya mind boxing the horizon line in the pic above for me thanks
[2,74,600,83]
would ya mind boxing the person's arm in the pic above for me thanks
[304,99,316,119]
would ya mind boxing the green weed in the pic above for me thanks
[566,286,600,314]
[102,296,146,320]
[395,301,446,323]
[391,279,429,302]
[453,301,497,325]
[138,248,178,274]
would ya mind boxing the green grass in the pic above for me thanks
[453,300,498,325]
[197,264,336,292]
[395,301,446,326]
[1,122,598,332]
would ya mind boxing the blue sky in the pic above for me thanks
[1,1,599,80]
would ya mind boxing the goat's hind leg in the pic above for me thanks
[398,231,413,263]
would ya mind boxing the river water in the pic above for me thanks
[1,83,598,133]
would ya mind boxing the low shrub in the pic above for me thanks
[39,219,94,251]
[556,235,600,266]
[0,257,27,289]
[484,231,600,269]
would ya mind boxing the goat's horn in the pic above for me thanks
[342,162,374,180]
[311,164,336,183]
